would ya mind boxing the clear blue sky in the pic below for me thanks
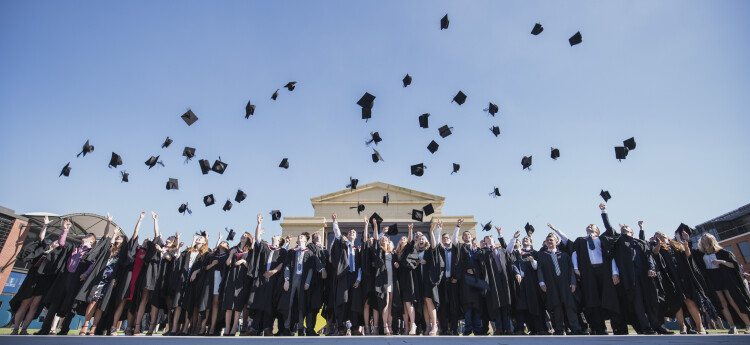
[1,1,748,246]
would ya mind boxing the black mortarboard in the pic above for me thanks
[452,91,467,105]
[59,162,71,177]
[76,140,94,157]
[623,137,636,150]
[203,194,215,206]
[531,23,543,35]
[481,221,492,232]
[411,209,424,222]
[226,228,236,241]
[235,189,247,203]
[551,147,560,160]
[183,147,195,162]
[166,178,179,190]
[490,187,501,198]
[486,102,499,116]
[427,140,439,154]
[108,152,122,168]
[270,210,281,221]
[362,108,372,120]
[423,204,435,216]
[357,92,375,109]
[411,163,425,177]
[451,163,460,174]
[245,100,255,118]
[366,132,382,145]
[197,231,207,237]
[370,212,384,225]
[676,223,693,236]
[279,158,289,169]
[439,125,453,138]
[347,176,359,190]
[178,203,192,215]
[120,170,129,182]
[382,193,389,205]
[181,109,198,126]
[569,31,582,46]
[402,74,412,87]
[615,146,629,160]
[223,200,233,211]
[387,224,398,236]
[350,203,365,215]
[525,222,535,236]
[162,136,173,148]
[284,81,297,91]
[199,159,211,174]
[600,190,612,202]
[490,126,501,137]
[212,157,227,174]
[371,148,384,163]
[419,113,430,128]
[522,156,532,170]
[145,155,164,169]
[440,14,449,30]
[271,89,279,100]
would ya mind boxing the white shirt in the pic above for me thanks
[266,247,277,271]
[444,246,452,278]
[703,253,719,269]
[295,249,305,275]
[572,236,603,269]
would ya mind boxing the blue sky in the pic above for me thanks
[1,1,748,245]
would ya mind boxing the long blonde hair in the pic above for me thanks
[395,237,409,259]
[699,234,722,254]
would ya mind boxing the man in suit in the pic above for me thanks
[330,213,363,335]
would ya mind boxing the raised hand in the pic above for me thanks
[332,213,337,221]
[437,219,443,228]
[151,211,158,220]
[139,211,146,219]
[547,222,555,230]
[494,226,502,235]
[43,215,51,225]
[408,223,414,231]
[106,213,113,222]
[457,218,464,227]
[63,218,72,230]
[514,230,521,239]
[599,203,606,211]
[681,231,690,241]
[638,220,644,228]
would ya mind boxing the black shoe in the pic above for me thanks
[613,330,629,335]
[644,328,657,335]
[571,330,588,335]
[56,329,69,336]
[280,329,292,336]
[656,327,674,335]
[553,331,565,335]
[686,329,697,334]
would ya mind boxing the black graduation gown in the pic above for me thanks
[73,238,114,308]
[330,237,363,312]
[222,248,251,311]
[571,232,619,313]
[99,235,138,315]
[694,248,750,315]
[537,249,577,310]
[149,247,176,309]
[198,250,229,312]
[277,248,315,318]
[9,239,57,315]
[511,248,543,315]
[414,246,442,311]
[653,244,708,317]
[42,241,94,316]
[306,242,327,313]
[479,246,513,319]
[360,240,378,307]
[456,243,483,312]
[437,244,460,317]
[371,245,403,313]
[395,242,419,304]
[249,243,286,314]
[184,251,211,311]
[612,236,661,307]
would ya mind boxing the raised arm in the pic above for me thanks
[39,216,51,241]
[332,213,341,240]
[102,213,114,240]
[547,222,568,244]
[151,212,160,240]
[452,218,463,245]
[506,230,520,253]
[408,223,414,243]
[600,203,614,237]
[363,217,369,243]
[255,213,263,244]
[132,211,146,239]
[58,218,72,246]
[433,219,443,249]
[372,217,379,241]
[215,231,222,248]
[638,221,645,241]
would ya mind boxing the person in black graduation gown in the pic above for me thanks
[204,236,230,336]
[359,218,380,335]
[370,219,398,335]
[507,233,549,335]
[184,233,212,335]
[453,218,484,335]
[393,223,419,335]
[694,233,750,334]
[167,231,210,335]
[304,231,328,336]
[222,231,253,335]
[145,232,182,335]
[479,226,515,335]
[38,217,99,335]
[330,212,365,335]
[436,220,461,335]
[278,232,317,335]
[415,221,443,335]
[247,213,286,336]
[537,232,584,335]
[131,212,163,335]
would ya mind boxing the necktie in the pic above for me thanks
[494,249,503,272]
[551,251,561,276]
[587,235,596,250]
[349,245,355,272]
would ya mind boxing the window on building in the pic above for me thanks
[737,241,750,264]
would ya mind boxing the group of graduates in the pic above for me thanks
[7,203,750,336]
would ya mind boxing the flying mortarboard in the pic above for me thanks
[371,148,384,163]
[427,140,439,154]
[270,210,282,221]
[525,222,535,236]
[357,92,375,109]
[481,221,492,232]
[423,203,435,216]
[347,177,359,190]
[245,100,255,118]
[451,163,460,174]
[212,157,227,174]
[623,137,636,150]
[440,14,449,30]
[600,190,612,202]
[569,31,582,46]
[521,156,532,170]
[370,212,384,225]
[676,223,693,236]
[362,108,372,120]
[284,81,297,91]
[490,187,501,198]
[452,91,467,105]
[178,203,192,215]
[109,152,122,168]
[350,203,366,215]
[183,147,196,162]
[181,109,198,126]
[203,194,215,206]
[402,74,412,87]
[279,158,289,169]
[226,228,236,241]
[382,193,389,205]
[439,125,453,138]
[531,23,544,35]
[235,189,247,203]
[199,159,211,174]
[166,178,179,190]
[366,132,382,146]
[271,89,279,100]
[485,102,499,116]
[411,163,425,177]
[161,137,173,148]
[77,140,94,157]
[615,146,629,161]
[490,126,501,137]
[550,147,560,160]
[120,170,129,182]
[223,200,233,211]
[411,209,424,222]
[59,162,71,177]
[419,113,430,128]
[387,224,399,236]
[145,155,164,169]
[197,231,207,237]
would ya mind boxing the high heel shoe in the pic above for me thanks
[384,326,392,336]
[408,323,417,335]
[428,324,438,336]
[109,327,119,336]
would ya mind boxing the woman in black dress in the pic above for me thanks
[205,236,229,335]
[415,222,442,335]
[171,232,210,335]
[107,211,146,335]
[222,231,253,335]
[395,223,419,335]
[370,219,398,335]
[131,212,163,335]
[145,232,182,335]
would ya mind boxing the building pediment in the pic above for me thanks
[310,181,444,205]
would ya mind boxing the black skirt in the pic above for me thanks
[705,268,728,291]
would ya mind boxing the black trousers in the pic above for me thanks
[335,271,360,329]
[633,275,661,331]
[437,280,459,333]
[40,272,82,333]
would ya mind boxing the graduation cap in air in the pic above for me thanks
[109,152,122,168]
[525,222,535,237]
[600,190,612,202]
[203,194,215,206]
[284,81,297,91]
[490,187,501,198]
[522,156,532,170]
[226,228,236,241]
[382,193,389,205]
[76,140,94,157]
[270,210,282,221]
[485,102,499,116]
[411,163,425,177]
[402,74,412,87]
[178,203,192,215]
[235,189,247,203]
[370,212,384,225]
[279,158,290,169]
[212,157,227,174]
[490,126,501,137]
[166,178,179,190]
[551,147,560,160]
[439,125,453,138]
[452,91,467,105]
[387,224,399,236]
[372,148,384,163]
[427,140,439,154]
[350,202,365,215]
[181,109,198,126]
[569,31,582,46]
[347,177,359,190]
[245,100,256,118]
[419,113,430,128]
[366,132,382,146]
[615,146,629,161]
[623,137,636,150]
[357,92,375,109]
[423,204,435,216]
[183,147,195,162]
[120,170,129,182]
[199,159,211,174]
[676,223,693,236]
[59,162,71,177]
[440,14,449,30]
[411,209,424,222]
[451,163,460,174]
[197,231,208,237]
[531,23,544,35]
[161,137,173,148]
[223,200,233,211]
[271,89,279,100]
[145,155,164,169]
[481,221,492,232]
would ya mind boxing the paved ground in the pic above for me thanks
[2,335,749,345]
